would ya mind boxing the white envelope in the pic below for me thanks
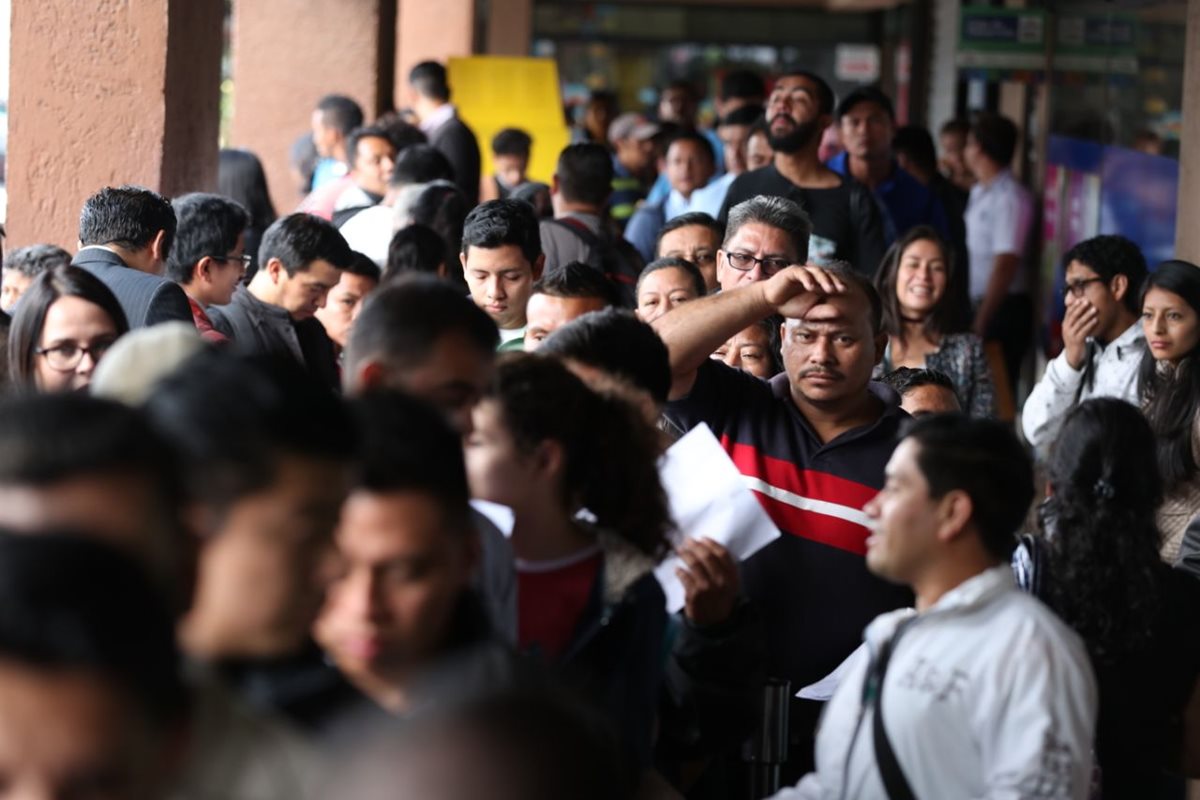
[654,423,781,613]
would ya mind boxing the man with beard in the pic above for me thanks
[719,71,885,276]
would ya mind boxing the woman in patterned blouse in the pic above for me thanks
[872,226,996,417]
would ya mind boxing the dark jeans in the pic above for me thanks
[982,293,1033,405]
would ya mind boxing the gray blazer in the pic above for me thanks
[72,247,194,330]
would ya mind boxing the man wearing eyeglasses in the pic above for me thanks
[653,192,911,779]
[168,193,252,344]
[1022,235,1148,453]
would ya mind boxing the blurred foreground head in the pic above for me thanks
[329,688,631,800]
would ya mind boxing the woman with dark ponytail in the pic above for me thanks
[1022,398,1200,795]
[1140,260,1200,561]
[464,353,673,766]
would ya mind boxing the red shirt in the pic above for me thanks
[188,297,229,344]
[516,546,602,661]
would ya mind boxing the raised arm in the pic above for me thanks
[652,265,846,400]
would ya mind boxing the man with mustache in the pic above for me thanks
[718,71,885,276]
[653,203,911,778]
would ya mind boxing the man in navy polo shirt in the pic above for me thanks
[827,87,949,246]
[654,218,911,775]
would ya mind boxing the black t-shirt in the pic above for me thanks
[718,165,887,276]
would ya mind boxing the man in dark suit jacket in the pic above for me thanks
[409,60,481,206]
[72,185,194,329]
[207,213,353,389]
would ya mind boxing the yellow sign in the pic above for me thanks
[448,56,571,187]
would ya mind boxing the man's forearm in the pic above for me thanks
[653,282,773,398]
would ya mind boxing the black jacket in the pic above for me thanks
[429,115,482,206]
[547,533,668,768]
[72,247,194,329]
[207,286,339,390]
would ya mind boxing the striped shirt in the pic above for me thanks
[664,360,913,692]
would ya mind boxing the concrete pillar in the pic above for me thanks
[925,0,960,132]
[1176,0,1200,263]
[7,0,224,249]
[485,0,533,58]
[229,0,392,214]
[395,0,475,107]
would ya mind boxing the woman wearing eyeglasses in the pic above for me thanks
[872,226,995,417]
[8,265,128,393]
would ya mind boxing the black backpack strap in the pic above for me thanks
[864,618,919,800]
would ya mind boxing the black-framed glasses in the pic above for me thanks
[211,254,253,269]
[1065,277,1105,297]
[35,339,117,371]
[723,251,793,275]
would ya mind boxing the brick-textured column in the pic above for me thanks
[229,0,391,214]
[7,0,224,248]
[395,0,475,107]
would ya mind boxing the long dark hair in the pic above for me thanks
[485,354,672,559]
[218,149,278,232]
[1138,259,1200,492]
[8,265,129,389]
[874,226,963,340]
[1042,398,1164,660]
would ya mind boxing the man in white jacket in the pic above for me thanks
[776,414,1097,800]
[1021,235,1147,454]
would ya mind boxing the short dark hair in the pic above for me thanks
[8,266,129,389]
[410,183,469,270]
[345,125,396,171]
[970,112,1019,167]
[351,391,471,534]
[0,533,188,727]
[836,86,895,121]
[375,114,428,152]
[725,196,811,262]
[720,70,765,102]
[656,212,724,258]
[720,105,765,129]
[940,118,970,138]
[0,392,179,497]
[904,414,1034,560]
[637,257,706,299]
[166,193,250,285]
[1062,235,1148,315]
[391,144,455,188]
[316,95,365,138]
[386,224,446,279]
[461,199,542,265]
[345,276,498,384]
[258,213,354,276]
[4,243,71,277]
[555,144,614,208]
[881,366,955,396]
[344,251,383,283]
[892,125,939,176]
[410,61,450,102]
[666,130,715,164]
[777,69,835,116]
[539,308,671,406]
[493,128,533,158]
[79,185,177,256]
[144,352,356,511]
[533,261,620,307]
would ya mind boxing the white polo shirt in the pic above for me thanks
[965,169,1034,302]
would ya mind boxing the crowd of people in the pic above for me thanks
[0,56,1198,800]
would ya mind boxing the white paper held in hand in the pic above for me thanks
[654,423,780,613]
